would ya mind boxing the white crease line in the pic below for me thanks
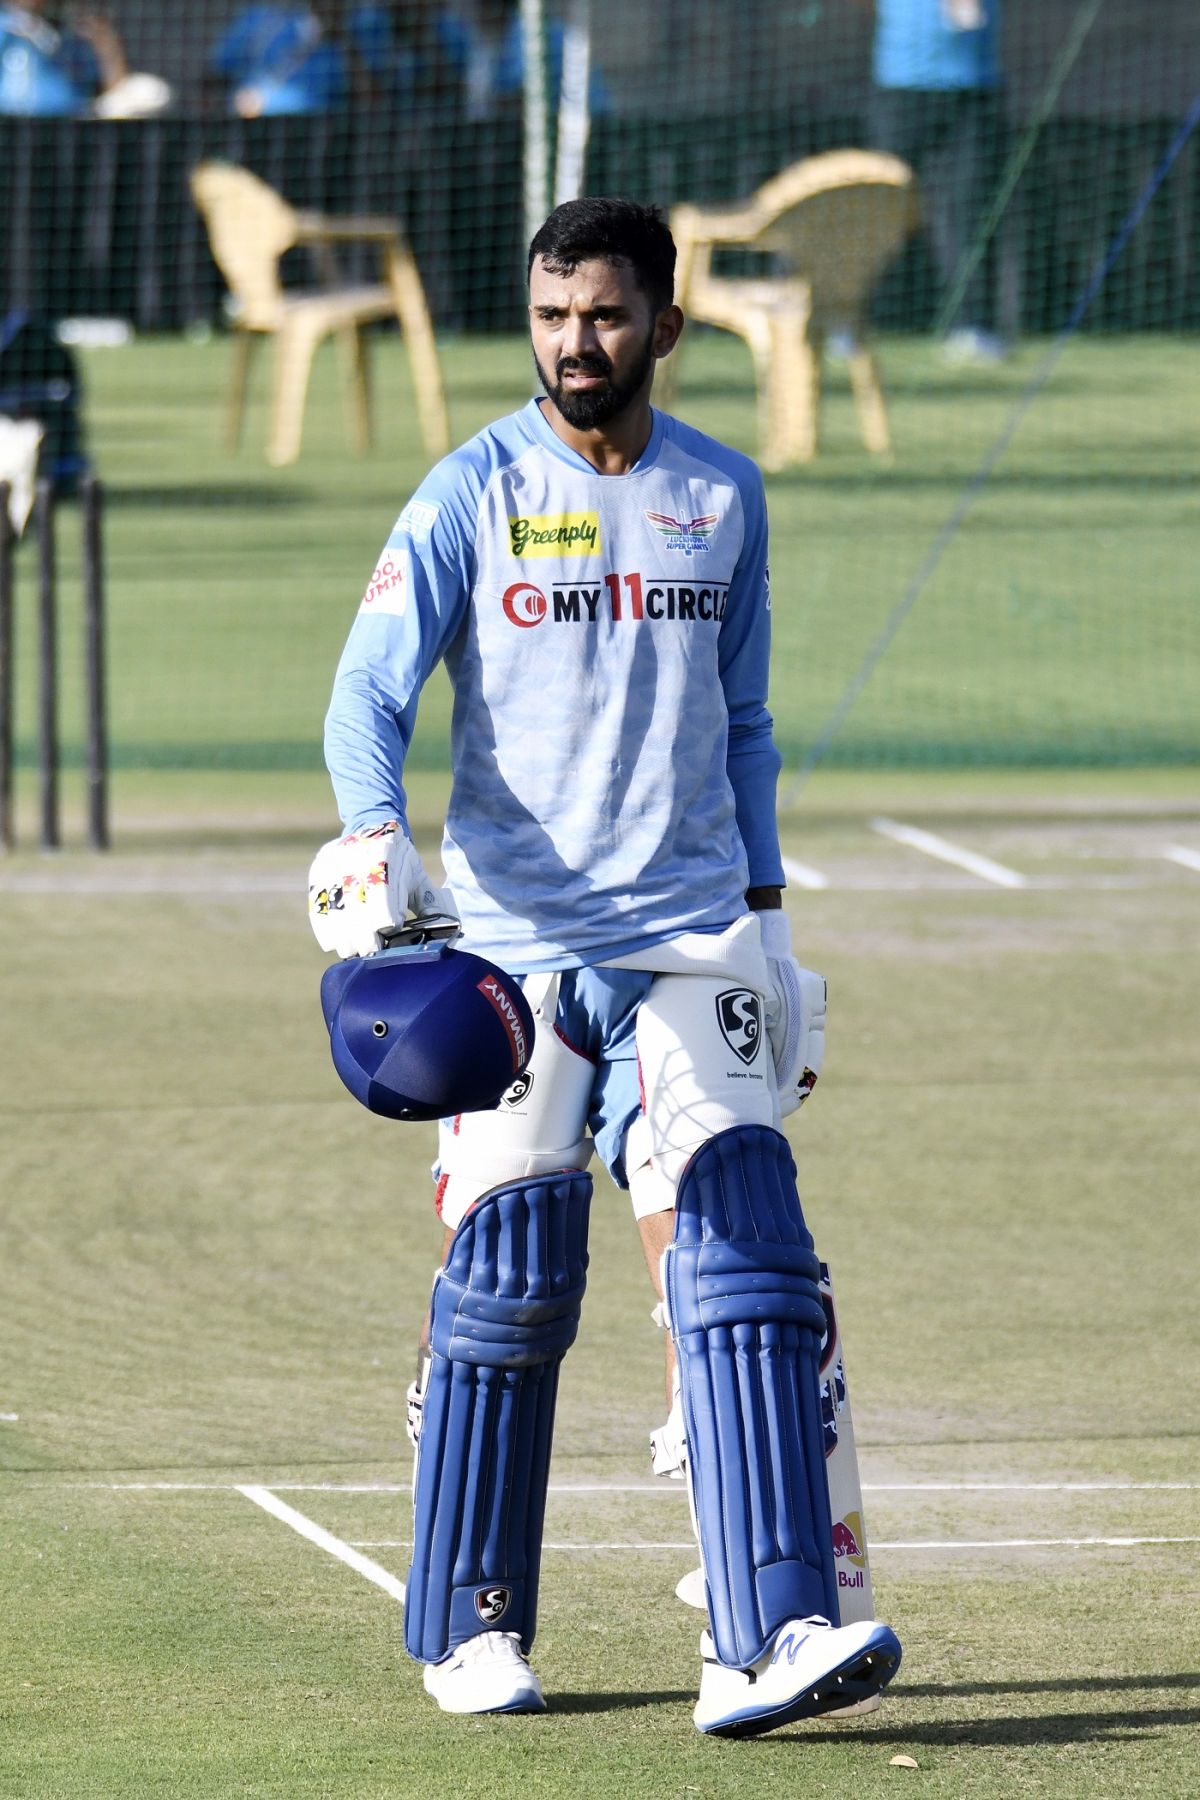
[874,1537,1200,1550]
[242,1480,1200,1497]
[861,1481,1200,1493]
[78,1479,1200,1494]
[77,1481,244,1490]
[251,1482,411,1494]
[342,1537,1199,1553]
[1164,846,1200,874]
[236,1485,406,1603]
[0,875,296,894]
[871,817,1028,889]
[781,855,829,891]
[347,1541,696,1552]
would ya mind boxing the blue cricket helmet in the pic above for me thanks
[320,940,535,1122]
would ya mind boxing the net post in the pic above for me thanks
[0,483,14,852]
[35,478,59,853]
[81,475,109,851]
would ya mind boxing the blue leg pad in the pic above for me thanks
[404,1169,591,1663]
[663,1124,838,1670]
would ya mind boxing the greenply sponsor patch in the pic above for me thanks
[508,512,601,558]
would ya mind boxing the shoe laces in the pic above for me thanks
[455,1631,529,1670]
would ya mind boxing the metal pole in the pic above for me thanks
[554,0,592,208]
[0,483,14,851]
[521,0,550,252]
[35,478,59,851]
[82,475,109,851]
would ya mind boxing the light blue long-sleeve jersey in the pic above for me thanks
[325,398,785,972]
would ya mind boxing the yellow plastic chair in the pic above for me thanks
[669,151,918,468]
[189,161,450,468]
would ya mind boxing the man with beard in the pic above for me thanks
[310,197,902,1733]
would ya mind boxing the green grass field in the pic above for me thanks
[1,332,1198,1795]
[4,328,1198,803]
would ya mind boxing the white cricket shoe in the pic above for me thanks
[423,1631,546,1715]
[694,1615,901,1738]
[678,1576,883,1719]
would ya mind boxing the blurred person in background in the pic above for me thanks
[207,1,605,121]
[439,0,608,122]
[0,1,129,113]
[207,2,356,115]
[207,0,459,117]
[859,0,1005,363]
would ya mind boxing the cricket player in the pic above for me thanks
[309,196,902,1736]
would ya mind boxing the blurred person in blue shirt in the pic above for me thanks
[208,1,605,121]
[0,1,128,115]
[440,0,608,122]
[207,2,465,117]
[208,3,353,116]
[862,0,1005,361]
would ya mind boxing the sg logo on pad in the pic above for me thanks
[716,989,762,1065]
[474,1585,512,1624]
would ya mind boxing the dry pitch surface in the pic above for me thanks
[2,772,1197,1797]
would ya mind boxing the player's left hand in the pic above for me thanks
[756,910,827,1118]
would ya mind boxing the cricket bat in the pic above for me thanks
[819,1260,875,1625]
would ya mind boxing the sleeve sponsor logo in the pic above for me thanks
[359,550,408,617]
[397,498,440,545]
[645,509,720,555]
[508,511,600,558]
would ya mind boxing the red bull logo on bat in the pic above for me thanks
[833,1508,868,1591]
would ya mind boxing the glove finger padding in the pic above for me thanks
[776,962,826,1116]
[756,910,827,1118]
[308,821,457,958]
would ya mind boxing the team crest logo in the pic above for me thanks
[716,989,761,1064]
[502,1071,535,1108]
[474,1585,512,1624]
[645,510,719,555]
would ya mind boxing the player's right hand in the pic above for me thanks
[307,821,457,958]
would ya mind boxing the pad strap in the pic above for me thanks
[663,1124,838,1669]
[404,1170,592,1662]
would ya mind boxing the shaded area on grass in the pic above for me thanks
[790,1703,1200,1749]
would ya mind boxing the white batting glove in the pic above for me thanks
[757,909,827,1118]
[307,820,458,958]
